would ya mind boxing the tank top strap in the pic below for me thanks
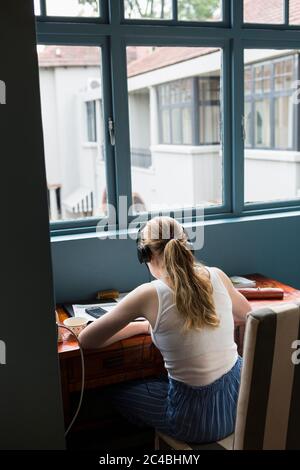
[151,279,175,333]
[206,266,229,295]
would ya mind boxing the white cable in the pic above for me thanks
[57,323,85,437]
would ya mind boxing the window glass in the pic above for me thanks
[182,108,193,144]
[127,46,223,213]
[161,109,171,144]
[38,45,107,221]
[244,49,300,204]
[289,0,300,24]
[244,101,252,147]
[124,0,172,20]
[275,96,294,148]
[34,0,41,15]
[254,99,270,147]
[46,0,100,17]
[243,0,284,24]
[178,0,222,22]
[171,108,182,144]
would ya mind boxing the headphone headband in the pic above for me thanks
[136,220,193,265]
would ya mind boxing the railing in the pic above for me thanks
[72,191,94,217]
[47,184,62,220]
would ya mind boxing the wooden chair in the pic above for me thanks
[155,302,300,450]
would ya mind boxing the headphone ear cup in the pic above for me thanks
[143,245,152,263]
[137,245,152,264]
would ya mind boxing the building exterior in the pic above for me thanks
[38,1,300,220]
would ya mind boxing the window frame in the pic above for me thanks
[157,76,221,146]
[244,54,299,151]
[34,0,300,236]
[36,0,107,23]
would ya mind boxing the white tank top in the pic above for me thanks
[150,267,238,386]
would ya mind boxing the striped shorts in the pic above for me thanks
[108,356,242,443]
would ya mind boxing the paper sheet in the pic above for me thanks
[72,303,116,322]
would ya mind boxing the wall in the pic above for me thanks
[51,211,300,304]
[0,1,65,449]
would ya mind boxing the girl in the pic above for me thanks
[79,216,251,443]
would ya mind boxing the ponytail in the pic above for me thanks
[141,216,219,331]
[164,239,219,331]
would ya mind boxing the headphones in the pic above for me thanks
[136,223,152,264]
[136,221,194,265]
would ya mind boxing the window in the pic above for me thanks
[43,0,100,17]
[124,0,172,20]
[34,0,41,15]
[158,79,193,145]
[177,0,222,21]
[243,0,284,24]
[290,0,300,24]
[244,54,297,151]
[38,46,107,221]
[34,1,300,233]
[123,0,222,21]
[157,76,220,146]
[127,46,223,213]
[244,51,300,204]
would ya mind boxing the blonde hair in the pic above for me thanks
[141,216,219,331]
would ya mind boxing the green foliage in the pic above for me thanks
[79,0,221,20]
[178,0,220,21]
[78,0,98,11]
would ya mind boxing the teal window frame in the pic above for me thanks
[34,0,300,236]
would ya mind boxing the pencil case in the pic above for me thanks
[237,287,284,300]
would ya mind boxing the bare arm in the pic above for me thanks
[78,284,156,349]
[214,268,252,322]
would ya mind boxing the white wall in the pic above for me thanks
[245,150,300,202]
[129,90,150,149]
[40,65,101,216]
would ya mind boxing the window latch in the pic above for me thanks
[108,117,115,146]
[241,115,246,141]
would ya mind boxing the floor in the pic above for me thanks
[66,388,155,451]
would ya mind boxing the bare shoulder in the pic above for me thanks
[129,282,157,301]
[119,282,158,318]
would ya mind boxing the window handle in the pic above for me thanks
[108,117,115,146]
[241,115,246,141]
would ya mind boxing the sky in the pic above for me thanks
[35,0,98,17]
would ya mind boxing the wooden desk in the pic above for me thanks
[57,274,300,423]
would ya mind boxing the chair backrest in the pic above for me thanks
[234,302,300,450]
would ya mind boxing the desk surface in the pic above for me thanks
[57,273,300,358]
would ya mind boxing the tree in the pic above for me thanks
[178,0,220,21]
[79,0,220,21]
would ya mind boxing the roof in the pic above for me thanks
[127,47,218,77]
[244,0,292,24]
[38,45,101,67]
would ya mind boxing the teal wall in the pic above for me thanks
[51,211,300,303]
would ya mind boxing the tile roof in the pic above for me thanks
[38,45,101,67]
[244,0,284,23]
[127,47,218,77]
